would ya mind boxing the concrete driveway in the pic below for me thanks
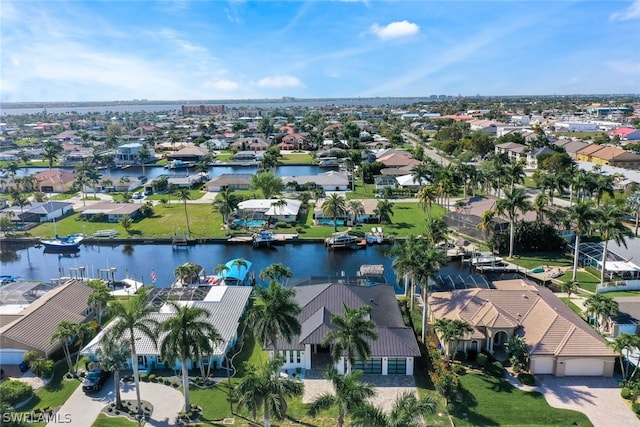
[47,378,183,427]
[508,374,640,427]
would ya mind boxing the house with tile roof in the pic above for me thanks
[205,174,253,192]
[0,279,94,364]
[494,142,528,163]
[264,283,420,375]
[34,170,76,193]
[429,279,616,377]
[576,144,640,169]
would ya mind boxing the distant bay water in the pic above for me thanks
[0,97,433,116]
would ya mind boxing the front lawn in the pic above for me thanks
[279,153,314,164]
[92,414,136,426]
[557,270,601,294]
[452,372,592,426]
[19,361,81,419]
[509,252,573,270]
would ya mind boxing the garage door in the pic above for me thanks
[564,358,604,376]
[531,357,554,375]
[0,349,27,365]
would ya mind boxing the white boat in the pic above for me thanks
[471,254,504,266]
[325,232,366,250]
[253,231,279,247]
[165,160,194,169]
[40,234,84,251]
[93,229,118,238]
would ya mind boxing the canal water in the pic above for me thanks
[0,241,404,291]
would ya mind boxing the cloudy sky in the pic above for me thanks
[1,0,639,102]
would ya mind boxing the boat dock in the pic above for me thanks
[227,233,299,244]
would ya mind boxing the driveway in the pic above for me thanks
[303,373,417,413]
[507,374,640,427]
[47,378,183,427]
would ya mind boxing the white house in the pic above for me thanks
[237,198,302,223]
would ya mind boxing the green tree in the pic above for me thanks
[43,141,63,169]
[594,204,633,286]
[175,188,192,234]
[159,302,222,409]
[213,188,239,226]
[625,190,640,237]
[611,333,640,380]
[352,391,436,427]
[585,294,619,334]
[87,279,112,326]
[417,185,437,220]
[235,356,303,427]
[308,367,375,427]
[346,199,365,225]
[51,320,76,373]
[323,304,378,374]
[559,280,579,306]
[494,188,532,258]
[569,201,596,281]
[416,246,450,342]
[433,318,473,361]
[96,331,129,410]
[322,193,347,232]
[259,263,292,283]
[107,289,159,418]
[119,216,133,234]
[249,280,301,354]
[374,199,394,225]
[251,171,284,199]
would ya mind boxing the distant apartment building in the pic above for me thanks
[181,105,225,115]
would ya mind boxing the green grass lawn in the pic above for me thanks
[596,290,640,298]
[557,270,601,294]
[509,252,573,270]
[346,181,376,199]
[453,372,592,427]
[279,153,314,164]
[92,414,136,426]
[143,190,205,201]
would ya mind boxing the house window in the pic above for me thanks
[296,351,301,364]
[353,358,382,374]
[387,358,407,374]
[137,355,147,367]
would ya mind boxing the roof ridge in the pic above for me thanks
[554,323,577,356]
[529,312,561,354]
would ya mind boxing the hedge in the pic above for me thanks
[0,380,33,406]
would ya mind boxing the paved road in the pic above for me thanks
[47,378,183,427]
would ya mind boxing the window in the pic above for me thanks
[387,358,407,374]
[296,351,301,364]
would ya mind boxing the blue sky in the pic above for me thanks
[1,1,639,102]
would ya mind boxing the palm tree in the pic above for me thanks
[84,167,101,199]
[322,304,378,374]
[352,391,436,427]
[416,246,450,342]
[87,279,112,326]
[159,302,223,410]
[374,198,394,225]
[424,217,448,246]
[417,185,437,220]
[235,356,303,427]
[173,263,200,286]
[433,318,474,361]
[108,289,159,418]
[559,281,579,306]
[611,334,640,380]
[322,193,347,231]
[213,263,230,279]
[503,161,526,190]
[494,187,532,258]
[390,235,419,302]
[475,210,496,241]
[9,189,30,224]
[270,198,288,217]
[43,141,63,169]
[585,294,619,334]
[73,322,94,369]
[532,193,549,222]
[213,188,239,227]
[593,175,615,207]
[308,367,375,427]
[249,280,301,354]
[259,263,292,283]
[51,320,76,373]
[625,190,640,237]
[96,331,129,410]
[231,258,249,279]
[175,188,192,235]
[594,204,633,286]
[568,201,596,281]
[347,199,365,226]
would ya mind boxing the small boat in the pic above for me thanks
[471,254,504,266]
[93,229,119,238]
[165,160,195,169]
[0,275,20,285]
[253,231,279,247]
[40,234,84,251]
[325,232,366,250]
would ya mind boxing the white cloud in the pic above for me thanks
[255,75,302,88]
[370,20,419,40]
[607,59,640,75]
[204,79,239,91]
[610,0,640,21]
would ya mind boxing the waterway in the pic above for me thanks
[0,241,403,291]
[15,164,327,182]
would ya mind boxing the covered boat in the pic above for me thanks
[40,234,84,251]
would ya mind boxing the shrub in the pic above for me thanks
[466,349,478,362]
[140,374,148,382]
[149,374,156,382]
[454,350,466,362]
[621,388,633,400]
[476,353,488,367]
[487,361,505,378]
[451,364,466,375]
[0,380,33,405]
[517,372,536,386]
[22,351,40,364]
[633,402,640,415]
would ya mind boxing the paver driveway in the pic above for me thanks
[47,378,183,427]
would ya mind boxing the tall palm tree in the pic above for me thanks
[559,281,579,306]
[96,331,129,410]
[424,217,448,246]
[322,193,347,232]
[503,161,526,190]
[475,210,496,241]
[625,190,640,237]
[73,322,94,369]
[347,200,365,226]
[390,235,419,302]
[231,258,248,280]
[374,199,394,225]
[235,356,303,427]
[108,289,159,418]
[259,263,292,283]
[417,185,437,220]
[214,188,239,227]
[175,188,192,234]
[352,391,436,427]
[568,201,596,281]
[611,334,640,380]
[323,304,378,374]
[51,320,76,373]
[532,193,549,222]
[433,318,474,360]
[249,280,301,354]
[585,294,619,334]
[416,246,450,342]
[494,187,532,258]
[159,302,222,410]
[308,367,375,427]
[43,141,63,169]
[87,279,112,326]
[594,204,633,286]
[213,263,230,279]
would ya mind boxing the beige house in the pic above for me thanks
[429,279,616,377]
[34,170,76,193]
[0,280,94,364]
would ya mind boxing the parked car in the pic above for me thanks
[82,368,109,392]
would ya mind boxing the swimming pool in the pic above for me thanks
[234,219,267,228]
[317,218,346,226]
